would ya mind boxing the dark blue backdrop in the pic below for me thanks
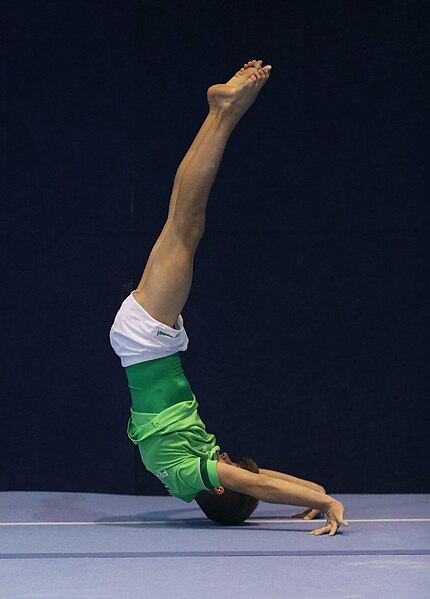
[2,1,428,495]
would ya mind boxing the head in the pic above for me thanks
[195,453,260,525]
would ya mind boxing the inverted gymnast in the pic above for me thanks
[110,59,348,536]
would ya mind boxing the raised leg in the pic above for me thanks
[133,59,272,327]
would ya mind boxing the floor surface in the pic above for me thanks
[1,492,429,598]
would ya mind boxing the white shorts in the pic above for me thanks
[109,291,189,367]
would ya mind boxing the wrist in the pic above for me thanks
[313,494,334,512]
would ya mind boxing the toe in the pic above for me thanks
[261,66,272,81]
[257,69,268,86]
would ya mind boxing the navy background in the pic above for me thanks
[2,1,428,495]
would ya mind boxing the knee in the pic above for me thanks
[172,215,205,248]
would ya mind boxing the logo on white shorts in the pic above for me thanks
[156,331,175,338]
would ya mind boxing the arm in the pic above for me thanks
[216,462,348,536]
[259,468,326,495]
[217,463,330,512]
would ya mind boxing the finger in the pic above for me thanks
[291,511,306,518]
[292,508,311,518]
[328,522,338,537]
[309,525,330,536]
[310,527,329,536]
[304,509,320,520]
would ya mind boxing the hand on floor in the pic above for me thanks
[291,507,323,520]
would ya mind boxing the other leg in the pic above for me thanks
[134,60,272,327]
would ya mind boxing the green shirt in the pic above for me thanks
[125,353,221,502]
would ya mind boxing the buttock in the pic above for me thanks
[109,291,189,367]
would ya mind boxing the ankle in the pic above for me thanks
[210,105,241,132]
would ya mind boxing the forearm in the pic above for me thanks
[256,475,332,511]
[259,469,326,494]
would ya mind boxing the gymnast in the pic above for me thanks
[110,59,348,536]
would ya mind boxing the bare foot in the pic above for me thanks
[207,59,272,118]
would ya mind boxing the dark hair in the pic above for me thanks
[195,456,259,525]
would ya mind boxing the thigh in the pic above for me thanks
[134,224,195,327]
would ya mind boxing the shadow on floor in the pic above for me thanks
[95,508,327,533]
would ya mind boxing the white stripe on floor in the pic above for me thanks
[0,518,429,526]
